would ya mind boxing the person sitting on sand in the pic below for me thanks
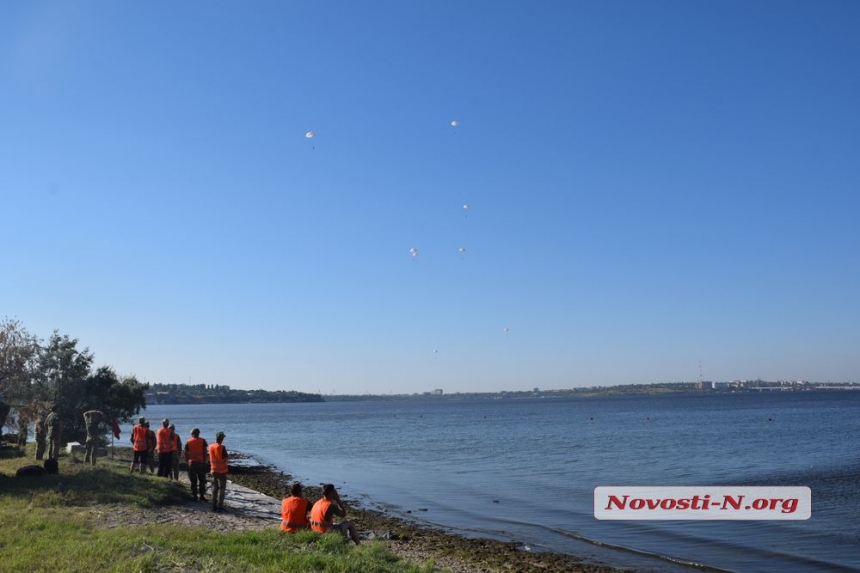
[310,484,360,545]
[280,482,310,533]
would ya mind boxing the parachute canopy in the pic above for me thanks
[305,131,316,138]
[450,120,459,127]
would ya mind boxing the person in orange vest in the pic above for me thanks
[310,484,360,545]
[129,417,149,472]
[208,431,228,511]
[156,419,176,478]
[145,421,157,473]
[168,423,182,480]
[184,428,209,501]
[280,482,310,533]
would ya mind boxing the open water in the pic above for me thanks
[127,391,860,572]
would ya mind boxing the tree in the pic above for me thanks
[37,331,95,442]
[39,341,148,443]
[77,366,148,442]
[0,318,40,430]
[2,322,149,444]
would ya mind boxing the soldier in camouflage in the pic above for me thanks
[83,410,106,465]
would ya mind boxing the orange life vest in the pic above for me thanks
[132,425,148,452]
[156,427,175,453]
[280,496,309,532]
[209,443,228,474]
[185,437,206,463]
[310,498,333,533]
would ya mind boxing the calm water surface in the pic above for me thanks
[129,392,860,572]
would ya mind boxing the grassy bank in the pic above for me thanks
[0,443,437,573]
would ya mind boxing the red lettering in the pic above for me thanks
[605,495,629,510]
[722,495,743,510]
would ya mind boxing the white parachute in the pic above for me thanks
[450,120,459,128]
[305,131,316,138]
[409,247,419,259]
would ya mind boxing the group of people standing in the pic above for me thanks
[128,417,357,542]
[129,417,229,512]
[26,406,98,464]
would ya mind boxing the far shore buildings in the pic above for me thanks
[696,380,815,391]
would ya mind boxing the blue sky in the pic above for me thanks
[2,1,858,394]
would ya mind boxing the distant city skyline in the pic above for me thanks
[2,2,858,394]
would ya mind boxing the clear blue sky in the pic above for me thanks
[2,2,858,394]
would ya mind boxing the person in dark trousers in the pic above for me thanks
[130,417,148,472]
[156,419,175,478]
[169,423,182,480]
[184,428,209,501]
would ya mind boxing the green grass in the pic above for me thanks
[0,445,442,573]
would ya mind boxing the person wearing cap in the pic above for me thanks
[208,431,228,511]
[168,423,182,480]
[156,419,176,478]
[310,484,360,545]
[184,428,209,501]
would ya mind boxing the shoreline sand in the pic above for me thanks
[107,447,627,572]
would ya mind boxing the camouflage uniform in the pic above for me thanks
[45,410,62,459]
[34,416,47,460]
[83,410,105,465]
[16,416,28,449]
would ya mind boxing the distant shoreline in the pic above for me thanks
[145,385,859,406]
